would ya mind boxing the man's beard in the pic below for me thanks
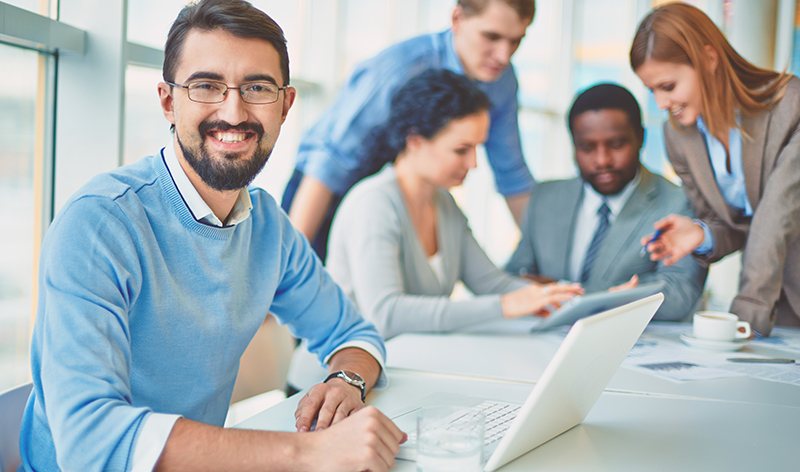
[177,120,272,192]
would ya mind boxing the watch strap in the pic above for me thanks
[324,370,366,402]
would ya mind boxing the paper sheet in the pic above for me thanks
[751,327,800,353]
[621,326,800,385]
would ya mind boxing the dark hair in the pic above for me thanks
[567,83,644,143]
[163,0,289,86]
[365,69,491,164]
[458,0,536,20]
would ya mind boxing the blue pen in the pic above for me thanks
[639,229,663,257]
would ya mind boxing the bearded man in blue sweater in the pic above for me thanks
[19,1,405,471]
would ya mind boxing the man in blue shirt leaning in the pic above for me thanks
[283,0,537,261]
[20,1,405,471]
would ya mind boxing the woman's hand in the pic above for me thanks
[501,282,583,319]
[641,214,705,266]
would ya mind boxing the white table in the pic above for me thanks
[236,369,800,471]
[385,322,800,408]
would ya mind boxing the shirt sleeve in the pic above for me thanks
[131,414,181,472]
[298,59,420,195]
[693,219,715,255]
[482,70,535,197]
[505,192,539,276]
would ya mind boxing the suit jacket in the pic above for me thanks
[664,76,800,335]
[506,167,707,321]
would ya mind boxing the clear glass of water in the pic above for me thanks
[416,406,484,472]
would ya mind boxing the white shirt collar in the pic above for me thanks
[581,169,641,219]
[162,141,253,227]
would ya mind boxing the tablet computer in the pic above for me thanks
[531,280,666,331]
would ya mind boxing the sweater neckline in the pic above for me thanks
[155,150,240,240]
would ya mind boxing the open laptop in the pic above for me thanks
[391,293,663,471]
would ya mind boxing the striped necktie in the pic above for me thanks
[581,202,611,283]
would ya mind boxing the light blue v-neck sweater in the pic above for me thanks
[20,153,384,472]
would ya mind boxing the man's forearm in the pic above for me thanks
[505,193,530,227]
[327,347,382,392]
[155,418,313,472]
[288,175,334,242]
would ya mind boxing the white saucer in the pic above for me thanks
[680,333,748,352]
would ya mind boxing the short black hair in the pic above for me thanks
[567,83,644,142]
[163,0,289,86]
[364,69,492,164]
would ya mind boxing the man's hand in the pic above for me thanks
[641,214,704,266]
[305,407,407,472]
[608,274,639,293]
[295,379,364,432]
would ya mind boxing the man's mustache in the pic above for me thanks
[198,120,265,141]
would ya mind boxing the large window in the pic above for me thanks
[0,0,793,390]
[0,44,52,391]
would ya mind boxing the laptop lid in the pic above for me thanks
[484,292,662,470]
[392,293,663,471]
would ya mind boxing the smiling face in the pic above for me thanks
[451,1,532,83]
[635,59,704,127]
[572,109,642,196]
[158,28,295,191]
[405,111,490,189]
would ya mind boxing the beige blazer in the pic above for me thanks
[664,76,800,335]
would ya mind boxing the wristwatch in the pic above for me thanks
[324,370,366,403]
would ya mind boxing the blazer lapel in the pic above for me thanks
[594,169,656,282]
[740,112,769,210]
[682,127,735,226]
[558,180,584,278]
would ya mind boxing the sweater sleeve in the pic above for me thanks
[333,186,522,340]
[453,202,529,296]
[34,196,152,472]
[269,209,386,364]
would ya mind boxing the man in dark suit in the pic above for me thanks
[506,83,707,320]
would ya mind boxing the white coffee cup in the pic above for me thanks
[693,311,751,342]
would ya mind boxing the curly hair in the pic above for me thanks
[363,69,492,164]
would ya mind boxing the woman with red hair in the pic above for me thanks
[630,3,800,336]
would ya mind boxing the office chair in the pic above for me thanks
[0,382,32,472]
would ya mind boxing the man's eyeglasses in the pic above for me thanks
[166,80,288,104]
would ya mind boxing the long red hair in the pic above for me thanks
[630,2,791,138]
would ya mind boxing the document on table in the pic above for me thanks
[622,334,744,382]
[620,330,800,385]
[751,327,800,353]
[721,361,800,385]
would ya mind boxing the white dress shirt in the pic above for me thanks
[568,171,641,282]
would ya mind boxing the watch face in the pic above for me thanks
[342,370,365,386]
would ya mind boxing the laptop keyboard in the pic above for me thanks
[405,400,521,447]
[475,401,521,445]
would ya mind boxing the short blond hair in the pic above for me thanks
[457,0,535,21]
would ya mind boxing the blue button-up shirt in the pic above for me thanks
[694,115,752,254]
[295,29,534,197]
